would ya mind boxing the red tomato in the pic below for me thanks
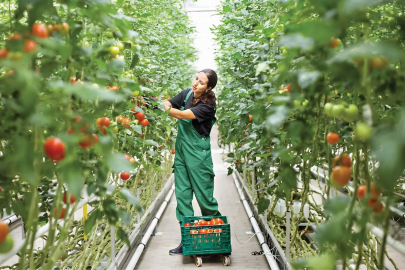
[333,154,351,168]
[121,172,130,180]
[207,229,213,233]
[32,23,48,38]
[53,208,66,219]
[125,154,131,160]
[70,77,77,84]
[214,229,222,233]
[44,137,66,162]
[140,119,149,127]
[332,166,352,186]
[23,40,37,53]
[373,202,383,213]
[109,86,119,91]
[136,112,145,121]
[357,185,367,200]
[369,198,378,208]
[101,117,110,127]
[8,34,21,40]
[249,115,253,121]
[122,118,131,128]
[206,221,211,226]
[199,220,208,226]
[63,193,76,204]
[172,149,175,154]
[215,218,222,224]
[116,115,124,123]
[193,221,200,226]
[328,38,339,48]
[131,108,138,116]
[190,230,198,234]
[357,183,381,201]
[199,229,207,234]
[184,223,191,227]
[327,132,339,144]
[79,134,98,149]
[0,49,10,59]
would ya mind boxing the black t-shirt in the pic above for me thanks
[168,88,215,137]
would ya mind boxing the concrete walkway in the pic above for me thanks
[132,126,270,269]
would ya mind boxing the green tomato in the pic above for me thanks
[91,83,99,89]
[324,103,334,117]
[0,236,14,254]
[133,90,140,96]
[8,52,23,61]
[293,100,302,107]
[302,99,309,106]
[332,104,345,119]
[355,122,372,141]
[113,126,118,134]
[282,49,287,55]
[343,104,359,122]
[109,46,120,57]
[116,41,124,51]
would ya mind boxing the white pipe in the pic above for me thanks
[367,223,405,256]
[111,174,174,269]
[232,173,280,270]
[111,226,116,270]
[2,215,19,225]
[124,185,175,270]
[0,193,97,265]
[285,211,291,264]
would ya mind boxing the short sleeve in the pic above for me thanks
[190,103,215,122]
[168,89,189,109]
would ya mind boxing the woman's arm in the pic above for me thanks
[163,100,172,107]
[165,105,196,120]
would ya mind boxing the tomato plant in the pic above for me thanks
[214,0,405,268]
[0,0,197,267]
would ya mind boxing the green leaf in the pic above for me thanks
[278,34,314,50]
[255,62,270,76]
[117,226,130,247]
[131,125,142,134]
[265,106,289,134]
[227,167,233,176]
[258,198,270,214]
[119,188,142,212]
[106,153,134,173]
[59,160,83,199]
[292,253,337,270]
[145,140,159,147]
[328,42,403,64]
[324,196,350,216]
[118,209,132,226]
[84,209,102,234]
[254,152,272,158]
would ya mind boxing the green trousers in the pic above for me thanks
[173,115,221,222]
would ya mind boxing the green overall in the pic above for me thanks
[174,90,221,222]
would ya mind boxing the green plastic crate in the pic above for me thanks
[181,216,232,256]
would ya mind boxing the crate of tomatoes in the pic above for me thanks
[181,216,232,256]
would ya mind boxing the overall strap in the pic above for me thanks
[180,89,193,111]
[212,104,217,127]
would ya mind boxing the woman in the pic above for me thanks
[163,69,222,255]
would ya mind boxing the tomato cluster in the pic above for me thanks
[0,22,69,61]
[357,183,383,213]
[331,153,352,186]
[185,218,226,234]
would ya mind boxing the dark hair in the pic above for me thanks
[193,69,218,107]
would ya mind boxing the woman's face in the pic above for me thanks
[192,72,211,96]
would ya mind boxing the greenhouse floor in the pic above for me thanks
[123,126,270,269]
